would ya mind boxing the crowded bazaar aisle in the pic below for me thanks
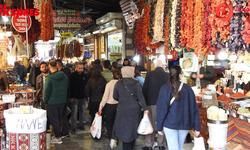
[50,110,193,150]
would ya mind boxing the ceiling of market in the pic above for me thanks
[53,0,122,20]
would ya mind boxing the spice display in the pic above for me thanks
[217,94,233,101]
[231,92,247,98]
[41,0,54,42]
[238,107,250,114]
[223,101,241,113]
[224,89,233,93]
[226,142,240,149]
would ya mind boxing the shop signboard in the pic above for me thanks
[61,32,73,38]
[53,9,93,29]
[0,36,9,47]
[12,15,32,33]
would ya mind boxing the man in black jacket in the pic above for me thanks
[142,59,169,150]
[131,61,147,72]
[70,63,88,134]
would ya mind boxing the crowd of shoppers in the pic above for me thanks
[3,57,201,150]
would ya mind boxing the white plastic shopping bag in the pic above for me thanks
[193,137,205,150]
[90,112,102,139]
[137,114,153,135]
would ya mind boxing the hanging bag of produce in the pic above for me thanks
[181,50,199,72]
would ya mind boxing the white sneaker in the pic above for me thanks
[110,139,117,149]
[51,138,62,144]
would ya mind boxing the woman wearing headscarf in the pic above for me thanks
[157,65,200,150]
[112,67,148,150]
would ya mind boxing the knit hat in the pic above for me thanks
[121,67,135,78]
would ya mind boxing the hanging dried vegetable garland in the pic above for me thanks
[193,0,204,54]
[41,0,54,41]
[202,0,214,53]
[175,0,182,48]
[209,0,231,46]
[180,0,195,50]
[170,0,178,48]
[164,14,170,57]
[148,0,157,39]
[153,0,165,42]
[242,3,250,46]
[74,40,82,57]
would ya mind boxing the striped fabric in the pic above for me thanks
[198,108,209,144]
[227,116,250,149]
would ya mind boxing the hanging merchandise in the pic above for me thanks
[167,49,179,61]
[148,0,157,39]
[202,0,214,54]
[41,0,54,42]
[17,0,41,44]
[193,0,204,54]
[164,14,170,57]
[181,49,199,72]
[209,0,231,47]
[174,0,182,48]
[56,39,64,58]
[180,0,195,50]
[153,0,165,42]
[10,35,26,56]
[74,40,82,57]
[241,0,250,50]
[33,0,43,22]
[170,0,178,48]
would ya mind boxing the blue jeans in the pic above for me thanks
[71,98,86,129]
[163,127,189,150]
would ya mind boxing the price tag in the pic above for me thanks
[167,55,173,59]
[239,115,244,120]
[248,118,250,123]
[226,94,230,97]
[208,55,215,60]
[232,112,237,118]
[203,95,212,100]
[227,110,230,115]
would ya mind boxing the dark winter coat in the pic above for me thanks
[13,64,27,81]
[85,76,106,103]
[70,71,88,99]
[0,72,8,91]
[142,67,169,106]
[156,82,201,131]
[112,78,147,143]
[191,65,215,89]
[44,71,68,105]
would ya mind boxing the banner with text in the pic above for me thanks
[53,9,93,29]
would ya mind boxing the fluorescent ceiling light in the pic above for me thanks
[93,30,101,34]
[2,16,8,22]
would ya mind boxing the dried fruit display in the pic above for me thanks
[41,0,54,41]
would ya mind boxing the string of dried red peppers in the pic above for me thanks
[41,0,54,42]
[193,0,204,54]
[180,0,194,51]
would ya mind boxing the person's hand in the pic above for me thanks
[99,109,102,113]
[192,74,197,78]
[70,98,74,103]
[158,131,164,135]
[195,131,200,137]
[198,74,204,79]
[144,110,149,115]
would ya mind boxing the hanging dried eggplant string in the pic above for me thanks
[163,0,170,37]
[148,0,157,39]
[180,0,188,47]
[229,0,249,52]
[175,0,182,48]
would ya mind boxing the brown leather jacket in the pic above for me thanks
[0,72,8,91]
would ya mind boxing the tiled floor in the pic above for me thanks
[49,111,194,150]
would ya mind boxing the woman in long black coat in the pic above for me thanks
[112,67,148,150]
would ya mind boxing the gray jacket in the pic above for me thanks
[112,78,147,143]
